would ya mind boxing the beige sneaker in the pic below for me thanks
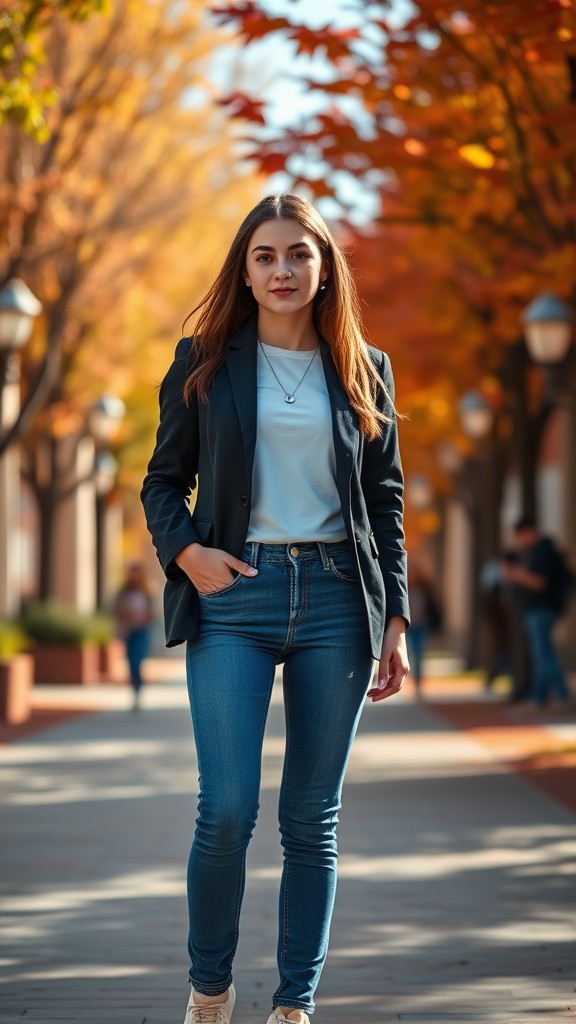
[266,1010,310,1024]
[184,984,235,1024]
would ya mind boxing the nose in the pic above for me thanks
[275,260,292,279]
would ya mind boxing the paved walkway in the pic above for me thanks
[1,660,575,1024]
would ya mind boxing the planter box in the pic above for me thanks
[0,654,34,724]
[99,639,126,683]
[33,643,101,685]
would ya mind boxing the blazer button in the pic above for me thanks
[240,495,249,507]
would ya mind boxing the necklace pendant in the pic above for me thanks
[285,394,295,404]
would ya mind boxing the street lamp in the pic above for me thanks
[407,472,433,511]
[0,278,42,352]
[94,451,119,608]
[88,404,123,609]
[0,279,42,616]
[94,450,118,497]
[521,291,574,365]
[88,393,126,443]
[458,390,494,440]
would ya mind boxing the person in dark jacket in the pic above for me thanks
[503,516,572,710]
[141,194,410,1024]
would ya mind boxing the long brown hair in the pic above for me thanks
[183,194,392,438]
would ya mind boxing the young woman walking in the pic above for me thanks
[141,193,410,1024]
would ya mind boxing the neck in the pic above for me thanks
[257,310,318,351]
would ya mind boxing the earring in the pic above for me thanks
[246,281,251,288]
[320,283,326,291]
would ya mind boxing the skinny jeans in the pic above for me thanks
[185,541,374,1015]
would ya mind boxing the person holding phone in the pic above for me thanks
[141,194,410,1024]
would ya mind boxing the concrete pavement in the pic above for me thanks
[1,660,575,1024]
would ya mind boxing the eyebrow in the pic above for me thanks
[251,242,313,253]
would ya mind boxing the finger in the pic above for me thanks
[227,556,258,577]
[367,682,399,702]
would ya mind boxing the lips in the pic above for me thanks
[271,288,296,296]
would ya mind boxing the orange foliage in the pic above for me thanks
[218,0,576,543]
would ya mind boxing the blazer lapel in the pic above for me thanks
[226,317,258,480]
[320,340,359,493]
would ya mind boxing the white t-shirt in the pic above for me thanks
[246,342,347,543]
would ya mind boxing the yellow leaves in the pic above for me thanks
[0,0,110,137]
[458,144,496,169]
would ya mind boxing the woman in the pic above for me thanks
[114,559,154,710]
[141,194,410,1024]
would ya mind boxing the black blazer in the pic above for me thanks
[141,316,409,659]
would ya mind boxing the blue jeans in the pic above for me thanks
[125,627,149,693]
[524,609,569,706]
[185,541,374,1014]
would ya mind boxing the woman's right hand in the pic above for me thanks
[175,543,258,595]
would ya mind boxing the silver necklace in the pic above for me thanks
[258,341,319,404]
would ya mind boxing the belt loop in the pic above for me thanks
[250,541,260,567]
[317,542,330,570]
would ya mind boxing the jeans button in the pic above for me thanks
[290,546,299,556]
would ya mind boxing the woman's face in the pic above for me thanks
[244,218,328,316]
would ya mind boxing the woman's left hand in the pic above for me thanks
[367,617,410,702]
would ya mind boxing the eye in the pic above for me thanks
[291,250,308,260]
[255,254,272,263]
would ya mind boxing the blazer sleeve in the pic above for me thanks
[360,350,410,626]
[140,337,201,580]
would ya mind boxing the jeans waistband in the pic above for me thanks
[244,540,351,569]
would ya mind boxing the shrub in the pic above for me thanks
[21,602,113,646]
[0,620,29,658]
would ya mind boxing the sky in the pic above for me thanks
[211,0,416,223]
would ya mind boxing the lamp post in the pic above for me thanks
[0,278,42,430]
[518,290,575,526]
[0,279,42,617]
[521,291,574,366]
[88,398,124,608]
[406,472,433,512]
[457,391,498,668]
[88,393,126,444]
[0,278,42,351]
[94,451,119,609]
[522,290,576,669]
[458,390,493,440]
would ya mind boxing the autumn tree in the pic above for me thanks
[0,0,262,599]
[217,0,576,527]
[0,0,109,137]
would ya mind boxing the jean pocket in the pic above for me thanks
[328,552,358,584]
[197,573,245,598]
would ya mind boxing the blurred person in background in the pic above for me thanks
[114,560,155,710]
[141,194,410,1024]
[406,561,441,699]
[503,516,573,712]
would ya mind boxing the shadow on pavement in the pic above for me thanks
[1,679,575,1022]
